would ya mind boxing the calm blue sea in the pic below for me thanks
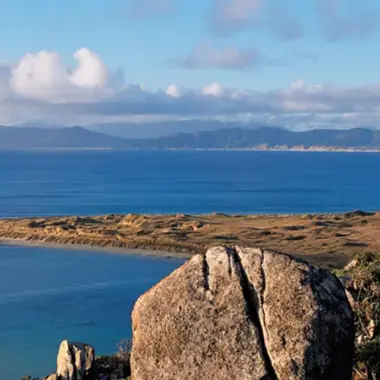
[0,245,184,379]
[1,150,380,379]
[2,150,380,217]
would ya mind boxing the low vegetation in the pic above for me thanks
[2,210,380,268]
[337,252,380,380]
[94,339,131,380]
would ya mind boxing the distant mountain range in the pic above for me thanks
[0,126,125,149]
[89,120,251,139]
[1,125,380,150]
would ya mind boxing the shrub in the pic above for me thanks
[95,339,132,380]
[343,252,380,380]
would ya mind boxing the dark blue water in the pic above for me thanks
[1,150,380,379]
[0,245,184,379]
[1,150,380,217]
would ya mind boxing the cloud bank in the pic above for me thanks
[211,0,378,40]
[211,0,302,39]
[2,48,380,129]
[316,0,378,40]
[173,43,265,70]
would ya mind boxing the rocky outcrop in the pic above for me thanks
[56,340,95,380]
[30,340,96,380]
[26,340,130,380]
[45,375,58,380]
[131,246,355,380]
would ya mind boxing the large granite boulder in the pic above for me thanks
[131,246,355,380]
[56,340,95,380]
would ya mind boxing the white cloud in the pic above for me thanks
[70,48,108,89]
[10,48,118,103]
[11,51,68,101]
[166,84,182,97]
[2,48,380,129]
[202,82,225,96]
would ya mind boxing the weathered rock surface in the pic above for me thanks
[57,340,95,380]
[45,375,58,380]
[28,341,130,380]
[131,246,355,380]
[22,373,58,380]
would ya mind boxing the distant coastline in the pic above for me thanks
[2,146,380,153]
[2,125,380,151]
[165,146,380,153]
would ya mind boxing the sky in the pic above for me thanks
[1,0,380,131]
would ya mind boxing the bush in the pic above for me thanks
[117,338,132,361]
[94,339,132,380]
[343,252,380,380]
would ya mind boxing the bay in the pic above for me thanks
[0,245,184,379]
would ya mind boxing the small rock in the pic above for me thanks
[44,374,58,380]
[57,340,95,380]
[344,210,375,218]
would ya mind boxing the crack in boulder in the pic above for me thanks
[230,247,278,380]
[202,254,210,291]
[257,249,272,355]
[70,345,78,380]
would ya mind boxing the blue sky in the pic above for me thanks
[0,0,380,130]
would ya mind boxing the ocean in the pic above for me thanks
[1,150,380,378]
[2,150,380,217]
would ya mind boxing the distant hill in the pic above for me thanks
[0,126,126,149]
[124,127,380,150]
[1,125,380,150]
[87,120,261,139]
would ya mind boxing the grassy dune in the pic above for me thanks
[0,210,378,267]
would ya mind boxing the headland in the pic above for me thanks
[0,210,378,267]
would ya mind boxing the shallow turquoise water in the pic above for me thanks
[0,245,184,379]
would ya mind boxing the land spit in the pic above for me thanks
[0,211,378,267]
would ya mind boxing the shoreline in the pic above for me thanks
[0,211,379,268]
[0,238,192,260]
[167,147,380,153]
[3,147,380,153]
